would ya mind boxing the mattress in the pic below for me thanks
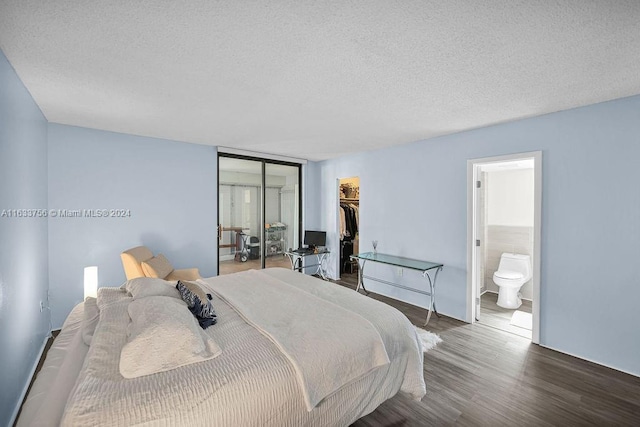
[25,268,426,426]
[17,302,89,427]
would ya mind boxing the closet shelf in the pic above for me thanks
[340,198,360,203]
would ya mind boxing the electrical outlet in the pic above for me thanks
[40,300,45,312]
[396,267,403,277]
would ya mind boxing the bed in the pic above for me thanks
[18,268,426,426]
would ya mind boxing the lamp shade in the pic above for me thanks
[84,266,98,299]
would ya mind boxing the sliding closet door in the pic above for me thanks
[218,153,301,274]
[264,163,300,269]
[218,157,263,275]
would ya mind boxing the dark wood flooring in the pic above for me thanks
[336,273,640,426]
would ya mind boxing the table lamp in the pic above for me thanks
[84,266,98,299]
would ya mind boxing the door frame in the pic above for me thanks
[466,151,542,344]
[217,152,302,273]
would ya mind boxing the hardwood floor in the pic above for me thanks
[335,274,640,426]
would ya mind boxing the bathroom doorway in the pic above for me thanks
[467,152,541,343]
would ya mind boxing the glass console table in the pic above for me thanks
[285,248,331,280]
[349,252,443,326]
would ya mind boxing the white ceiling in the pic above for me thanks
[1,1,639,161]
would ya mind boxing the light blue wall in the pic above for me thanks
[310,95,640,376]
[0,50,50,425]
[302,162,321,231]
[48,124,218,328]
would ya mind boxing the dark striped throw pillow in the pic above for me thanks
[176,281,217,329]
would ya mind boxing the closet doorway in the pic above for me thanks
[218,153,301,275]
[338,177,360,281]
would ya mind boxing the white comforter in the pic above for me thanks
[201,269,391,410]
[61,268,426,426]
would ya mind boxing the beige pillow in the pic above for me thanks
[125,277,180,300]
[120,296,222,378]
[141,254,174,279]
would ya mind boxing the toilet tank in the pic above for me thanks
[498,253,532,280]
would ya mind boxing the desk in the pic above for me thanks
[285,249,330,280]
[350,252,443,326]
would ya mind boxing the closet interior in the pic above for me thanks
[339,177,360,276]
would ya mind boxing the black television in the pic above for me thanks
[304,230,326,249]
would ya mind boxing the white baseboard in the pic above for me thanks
[10,331,51,426]
[539,343,640,379]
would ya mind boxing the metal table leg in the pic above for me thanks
[286,252,294,270]
[355,259,369,294]
[285,253,303,272]
[318,252,329,280]
[423,266,442,326]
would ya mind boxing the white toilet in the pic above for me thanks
[493,253,532,309]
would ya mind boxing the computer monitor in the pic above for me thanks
[304,230,326,249]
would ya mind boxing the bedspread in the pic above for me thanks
[61,268,425,426]
[200,269,390,410]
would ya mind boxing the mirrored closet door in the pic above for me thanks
[218,153,301,275]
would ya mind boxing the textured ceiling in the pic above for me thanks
[1,1,639,161]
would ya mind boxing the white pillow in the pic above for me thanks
[125,277,180,300]
[120,296,221,378]
[141,254,174,279]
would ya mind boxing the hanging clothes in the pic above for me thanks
[340,203,358,240]
[350,204,359,229]
[340,201,359,274]
[348,204,358,237]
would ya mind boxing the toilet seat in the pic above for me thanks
[494,270,523,280]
